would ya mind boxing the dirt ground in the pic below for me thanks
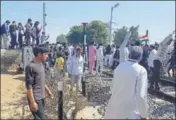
[1,50,32,119]
[1,72,32,119]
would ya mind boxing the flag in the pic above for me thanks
[139,30,149,41]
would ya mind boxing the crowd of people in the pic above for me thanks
[1,18,49,49]
[3,21,174,119]
[26,31,174,119]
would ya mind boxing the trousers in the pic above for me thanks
[71,74,82,92]
[104,54,110,66]
[150,59,162,90]
[18,33,23,49]
[10,33,17,49]
[89,61,95,73]
[1,34,10,49]
[28,98,45,120]
[96,59,103,73]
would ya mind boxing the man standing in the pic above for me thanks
[25,46,53,119]
[148,45,157,75]
[69,47,84,93]
[167,49,175,77]
[109,45,116,68]
[1,20,10,49]
[25,18,32,46]
[88,41,96,74]
[104,45,111,67]
[9,21,18,49]
[104,46,148,119]
[41,32,49,45]
[139,44,150,73]
[150,33,174,90]
[112,45,120,70]
[96,43,104,74]
[18,22,25,49]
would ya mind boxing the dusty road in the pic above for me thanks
[1,50,32,119]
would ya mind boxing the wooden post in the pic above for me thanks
[82,22,88,97]
[58,81,63,120]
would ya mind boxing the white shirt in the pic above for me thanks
[69,55,84,75]
[56,44,62,49]
[66,55,72,74]
[148,49,157,67]
[68,45,74,56]
[96,46,104,60]
[104,60,148,119]
[112,47,116,55]
[120,47,129,63]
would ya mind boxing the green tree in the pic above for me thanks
[67,25,82,44]
[129,25,139,44]
[86,20,108,44]
[114,26,128,46]
[56,34,67,43]
[114,25,139,46]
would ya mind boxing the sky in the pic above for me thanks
[1,1,175,44]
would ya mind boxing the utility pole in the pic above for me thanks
[109,3,119,45]
[109,6,113,45]
[43,2,47,34]
[82,22,88,97]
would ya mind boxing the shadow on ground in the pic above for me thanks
[14,76,25,81]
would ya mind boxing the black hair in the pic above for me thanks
[34,21,39,27]
[33,46,49,57]
[76,47,81,52]
[28,18,32,22]
[57,51,64,58]
[6,20,10,23]
[59,46,62,51]
[97,43,102,49]
[12,21,16,24]
[116,45,120,49]
[18,22,22,26]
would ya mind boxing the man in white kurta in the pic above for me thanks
[96,43,104,74]
[109,45,116,68]
[148,45,157,72]
[104,46,148,119]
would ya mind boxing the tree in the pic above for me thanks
[129,25,139,44]
[67,20,109,45]
[67,25,82,44]
[56,34,67,43]
[86,20,108,44]
[114,26,128,46]
[114,25,139,46]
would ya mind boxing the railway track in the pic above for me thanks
[101,70,175,104]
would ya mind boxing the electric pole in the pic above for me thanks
[82,22,88,97]
[109,3,119,45]
[109,6,113,45]
[43,2,47,34]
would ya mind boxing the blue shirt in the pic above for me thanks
[1,23,9,34]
